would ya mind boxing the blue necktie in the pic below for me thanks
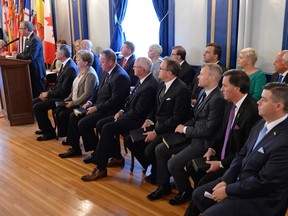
[253,126,267,150]
[277,75,283,83]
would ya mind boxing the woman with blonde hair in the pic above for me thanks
[237,47,266,101]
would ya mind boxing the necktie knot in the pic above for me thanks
[278,74,283,83]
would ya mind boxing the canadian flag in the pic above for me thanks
[43,0,55,64]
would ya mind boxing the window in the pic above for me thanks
[122,1,160,57]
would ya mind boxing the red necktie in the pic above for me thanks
[122,58,127,67]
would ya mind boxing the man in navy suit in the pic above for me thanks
[185,70,261,215]
[80,57,158,181]
[126,57,191,182]
[192,82,288,216]
[14,21,46,98]
[58,48,130,158]
[33,44,78,141]
[271,50,288,83]
[170,45,196,87]
[147,63,226,204]
[118,41,138,86]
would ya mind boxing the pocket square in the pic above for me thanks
[257,147,265,154]
[233,125,240,130]
[166,98,171,101]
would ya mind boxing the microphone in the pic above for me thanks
[0,38,19,50]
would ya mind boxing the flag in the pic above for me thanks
[36,0,44,40]
[23,0,31,21]
[7,0,16,51]
[43,0,55,64]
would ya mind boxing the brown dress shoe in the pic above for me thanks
[81,168,107,181]
[107,157,125,167]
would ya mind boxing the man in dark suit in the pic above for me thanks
[118,41,138,86]
[80,57,158,181]
[126,57,191,182]
[185,70,261,215]
[191,43,227,105]
[13,21,46,98]
[33,44,78,141]
[271,50,288,83]
[147,63,226,204]
[170,45,196,87]
[58,48,130,158]
[80,39,101,79]
[192,82,288,216]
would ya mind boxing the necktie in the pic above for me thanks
[252,125,268,150]
[159,85,166,102]
[196,92,206,109]
[59,64,63,73]
[221,105,236,159]
[122,58,127,68]
[105,73,110,82]
[124,82,141,108]
[25,38,29,47]
[277,74,283,83]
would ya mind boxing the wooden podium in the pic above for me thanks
[0,56,34,126]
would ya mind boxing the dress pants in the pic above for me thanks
[66,110,113,152]
[91,117,143,170]
[156,141,206,192]
[31,77,46,99]
[56,106,77,138]
[33,97,58,136]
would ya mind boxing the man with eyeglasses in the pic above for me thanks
[170,46,197,87]
[126,57,191,184]
[12,21,46,98]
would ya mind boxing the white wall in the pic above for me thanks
[249,0,285,73]
[87,0,110,54]
[175,0,207,66]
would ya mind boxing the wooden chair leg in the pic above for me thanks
[52,109,59,140]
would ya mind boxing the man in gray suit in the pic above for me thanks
[271,50,288,83]
[147,63,226,205]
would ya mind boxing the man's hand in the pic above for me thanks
[175,124,185,133]
[86,106,97,115]
[65,101,73,109]
[206,160,221,173]
[144,131,157,142]
[212,181,228,202]
[114,110,124,121]
[39,92,48,101]
[142,119,152,131]
[82,102,91,109]
[203,148,216,160]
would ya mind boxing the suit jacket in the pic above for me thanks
[65,66,99,106]
[92,52,102,80]
[118,54,138,86]
[47,59,78,99]
[93,64,130,113]
[221,118,288,216]
[147,78,191,135]
[270,72,288,83]
[178,60,197,86]
[17,33,46,80]
[212,95,261,167]
[120,73,158,121]
[185,87,226,147]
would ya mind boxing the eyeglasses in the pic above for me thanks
[170,53,178,56]
[19,27,26,30]
[159,67,169,71]
[133,66,142,69]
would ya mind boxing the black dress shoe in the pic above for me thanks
[36,133,56,141]
[59,148,82,158]
[83,154,93,164]
[61,140,70,146]
[168,190,192,205]
[35,130,44,135]
[107,157,125,167]
[147,184,171,201]
[145,174,156,184]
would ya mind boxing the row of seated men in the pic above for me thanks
[32,42,288,216]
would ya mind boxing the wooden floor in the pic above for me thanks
[0,116,187,216]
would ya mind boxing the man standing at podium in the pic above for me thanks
[12,21,46,98]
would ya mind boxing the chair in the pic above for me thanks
[51,108,59,140]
